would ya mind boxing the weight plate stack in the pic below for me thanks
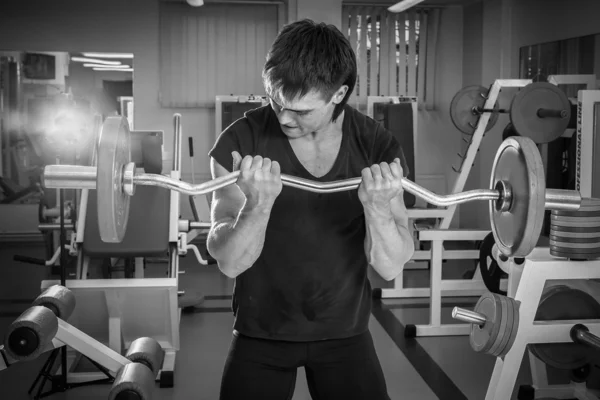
[550,198,600,260]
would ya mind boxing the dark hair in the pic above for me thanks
[262,19,357,122]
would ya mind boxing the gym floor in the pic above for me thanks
[0,240,582,400]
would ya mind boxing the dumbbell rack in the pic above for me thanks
[484,248,600,400]
[389,79,533,338]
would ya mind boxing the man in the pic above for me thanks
[207,19,415,400]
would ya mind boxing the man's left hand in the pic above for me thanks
[358,158,404,217]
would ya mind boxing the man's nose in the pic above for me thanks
[276,109,295,126]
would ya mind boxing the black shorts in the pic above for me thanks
[219,330,390,400]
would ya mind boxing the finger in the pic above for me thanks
[240,155,254,171]
[232,151,243,171]
[390,159,403,179]
[250,155,264,170]
[261,158,272,172]
[271,160,281,178]
[361,167,373,182]
[380,162,394,182]
[370,164,382,180]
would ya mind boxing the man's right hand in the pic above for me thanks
[232,151,283,211]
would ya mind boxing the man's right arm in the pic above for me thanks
[206,156,280,279]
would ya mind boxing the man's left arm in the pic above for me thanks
[361,160,415,281]
[364,192,415,282]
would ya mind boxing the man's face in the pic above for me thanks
[268,88,344,138]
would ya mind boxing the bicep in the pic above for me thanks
[209,157,245,224]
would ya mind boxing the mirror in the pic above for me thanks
[519,33,599,97]
[0,51,133,205]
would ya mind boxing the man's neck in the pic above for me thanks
[304,110,345,143]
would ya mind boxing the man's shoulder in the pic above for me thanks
[224,104,271,134]
[343,104,392,144]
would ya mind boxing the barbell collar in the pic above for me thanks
[545,189,582,211]
[570,324,600,350]
[452,307,486,326]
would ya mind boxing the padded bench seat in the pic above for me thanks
[83,185,170,257]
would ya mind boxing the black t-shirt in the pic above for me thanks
[208,104,408,342]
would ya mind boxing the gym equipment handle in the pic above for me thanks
[43,165,583,210]
[452,307,487,326]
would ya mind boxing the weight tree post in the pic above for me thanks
[440,79,532,229]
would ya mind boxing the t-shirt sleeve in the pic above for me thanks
[207,120,253,173]
[371,125,410,178]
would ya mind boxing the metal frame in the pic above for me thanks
[483,249,600,400]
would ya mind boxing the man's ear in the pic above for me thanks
[333,85,349,104]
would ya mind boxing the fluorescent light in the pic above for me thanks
[71,57,121,65]
[82,52,134,59]
[388,0,425,13]
[83,63,130,68]
[92,67,133,72]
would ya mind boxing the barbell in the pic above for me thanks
[42,114,587,255]
[450,82,572,143]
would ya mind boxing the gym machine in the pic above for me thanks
[1,285,164,400]
[24,115,210,391]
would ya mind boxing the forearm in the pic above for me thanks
[207,202,272,278]
[364,210,415,281]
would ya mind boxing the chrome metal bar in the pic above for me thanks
[133,171,500,206]
[43,165,97,190]
[173,114,182,173]
[189,221,211,230]
[452,307,487,326]
[39,223,75,231]
[545,189,582,211]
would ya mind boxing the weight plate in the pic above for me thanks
[478,232,507,295]
[470,293,502,353]
[549,225,600,234]
[529,285,600,369]
[501,297,520,358]
[450,85,500,135]
[550,244,600,254]
[550,229,600,238]
[550,219,600,228]
[549,235,600,244]
[550,240,600,250]
[489,294,512,358]
[551,210,600,217]
[510,82,571,144]
[549,249,600,260]
[490,137,546,257]
[502,122,519,141]
[551,215,600,223]
[97,116,131,243]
